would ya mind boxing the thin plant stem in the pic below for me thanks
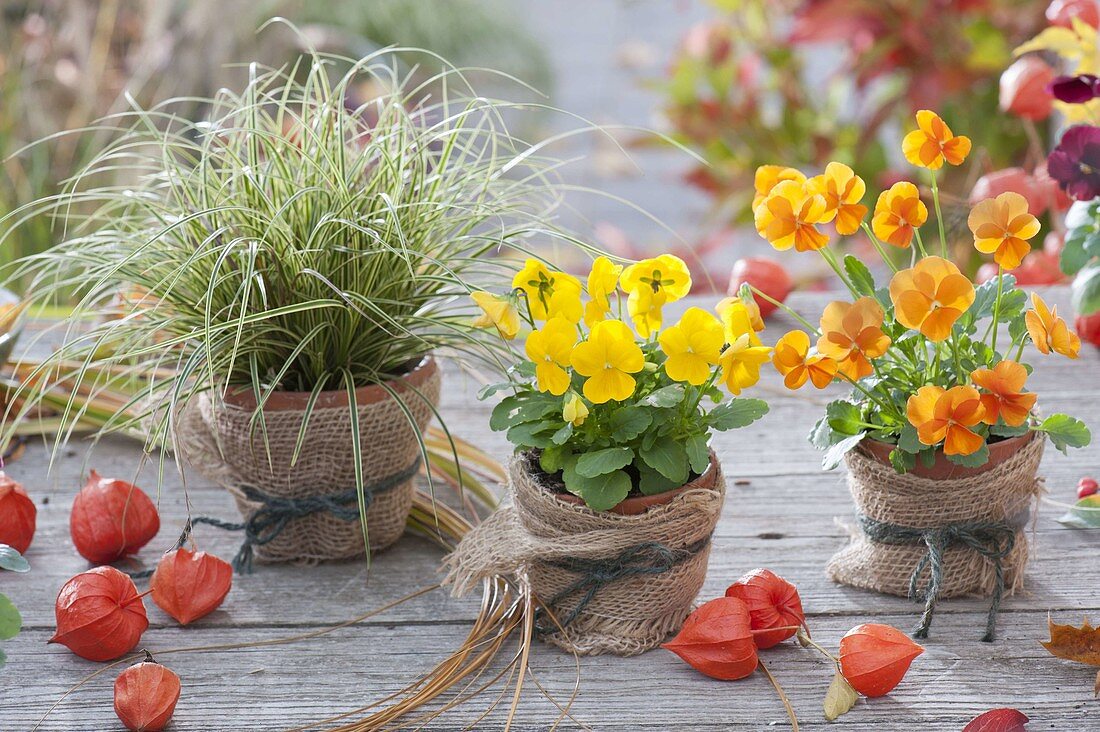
[913,228,929,258]
[758,659,800,732]
[929,169,948,258]
[991,267,1004,355]
[748,285,820,334]
[819,247,859,297]
[862,222,899,273]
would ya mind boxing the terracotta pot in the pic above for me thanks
[552,450,720,516]
[859,431,1036,480]
[221,357,438,411]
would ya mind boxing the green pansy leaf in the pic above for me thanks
[489,395,520,431]
[1057,495,1100,528]
[945,443,990,468]
[0,546,28,573]
[826,400,864,436]
[823,433,864,470]
[844,255,876,297]
[969,274,1016,323]
[551,423,573,445]
[478,381,515,400]
[685,435,710,475]
[506,420,558,448]
[1072,264,1100,316]
[709,398,769,431]
[562,463,632,511]
[639,438,690,484]
[1060,227,1095,275]
[539,445,569,473]
[889,448,915,474]
[809,415,838,449]
[575,447,635,478]
[995,288,1027,321]
[636,460,682,496]
[990,422,1030,438]
[644,384,686,408]
[1037,414,1092,454]
[0,594,20,640]
[897,424,922,453]
[610,407,652,441]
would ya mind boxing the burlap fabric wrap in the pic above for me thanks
[827,434,1044,636]
[444,451,725,657]
[176,357,440,565]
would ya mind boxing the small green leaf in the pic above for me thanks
[897,424,922,453]
[639,437,690,484]
[644,384,686,408]
[636,460,681,496]
[539,445,569,473]
[610,407,652,441]
[889,448,915,474]
[1072,264,1100,315]
[826,400,863,436]
[1037,414,1091,454]
[822,433,865,470]
[489,396,519,431]
[1061,226,1099,275]
[709,398,769,430]
[969,274,1017,323]
[1057,495,1100,528]
[0,594,20,640]
[0,546,28,574]
[685,434,710,475]
[809,416,837,449]
[990,422,1030,438]
[844,255,876,297]
[562,463,632,511]
[551,423,573,445]
[575,447,635,477]
[945,443,990,468]
[506,420,558,448]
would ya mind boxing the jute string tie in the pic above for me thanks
[857,513,1019,642]
[179,457,421,574]
[535,537,711,635]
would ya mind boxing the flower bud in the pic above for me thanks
[1000,57,1055,121]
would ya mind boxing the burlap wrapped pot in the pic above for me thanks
[177,357,440,565]
[444,450,725,656]
[827,432,1044,639]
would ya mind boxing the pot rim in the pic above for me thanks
[219,355,437,411]
[859,430,1037,480]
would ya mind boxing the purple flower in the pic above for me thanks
[1049,74,1100,104]
[1047,125,1100,201]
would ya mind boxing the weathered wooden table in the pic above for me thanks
[2,289,1097,731]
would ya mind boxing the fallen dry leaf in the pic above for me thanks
[823,668,858,721]
[962,708,1029,731]
[1041,616,1100,665]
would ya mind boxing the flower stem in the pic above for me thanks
[862,222,899,273]
[837,372,897,419]
[930,169,948,258]
[991,267,1004,355]
[748,285,820,334]
[758,658,800,732]
[913,228,929,258]
[819,247,859,298]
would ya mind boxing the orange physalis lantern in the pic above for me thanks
[50,566,149,661]
[70,471,160,564]
[114,660,182,732]
[151,548,233,625]
[662,596,759,680]
[838,623,924,697]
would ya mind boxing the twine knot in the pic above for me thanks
[534,537,710,636]
[857,513,1022,642]
[183,456,421,574]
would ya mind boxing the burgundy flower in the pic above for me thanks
[1049,75,1100,104]
[1047,125,1100,201]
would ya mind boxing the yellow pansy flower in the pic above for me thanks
[584,256,623,327]
[888,256,975,342]
[772,330,837,390]
[967,192,1041,271]
[719,299,765,346]
[470,291,521,340]
[717,296,765,332]
[512,258,582,321]
[621,254,692,337]
[808,162,868,235]
[562,392,589,427]
[570,319,645,404]
[547,288,583,324]
[872,182,928,249]
[1025,292,1081,359]
[658,307,724,385]
[524,317,576,396]
[754,179,830,252]
[901,110,972,170]
[752,165,807,211]
[717,301,771,394]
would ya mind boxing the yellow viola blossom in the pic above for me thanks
[547,287,583,324]
[570,319,645,403]
[470,291,521,340]
[584,255,623,327]
[808,162,868,235]
[1025,292,1081,359]
[752,165,807,211]
[717,301,772,394]
[817,297,892,380]
[621,254,692,338]
[772,330,837,390]
[906,385,987,456]
[658,307,724,385]
[717,295,765,332]
[967,192,1041,271]
[524,317,576,396]
[872,182,928,249]
[889,256,975,342]
[562,392,589,427]
[512,258,582,321]
[901,110,972,170]
[754,179,830,252]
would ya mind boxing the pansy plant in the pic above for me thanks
[472,256,769,511]
[751,110,1090,473]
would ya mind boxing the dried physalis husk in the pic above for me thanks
[838,623,924,697]
[0,473,36,554]
[50,566,148,661]
[151,548,232,625]
[114,660,181,732]
[70,470,160,563]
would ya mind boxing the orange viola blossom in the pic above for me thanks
[970,360,1037,427]
[772,330,837,390]
[906,385,987,456]
[754,179,830,252]
[817,297,891,380]
[808,162,868,235]
[967,192,1041,271]
[901,110,972,170]
[871,182,927,249]
[752,165,806,211]
[1025,292,1081,359]
[888,256,975,342]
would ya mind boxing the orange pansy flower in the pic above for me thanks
[871,182,928,249]
[1025,292,1081,359]
[752,165,806,211]
[906,385,987,456]
[901,110,972,170]
[888,256,975,342]
[817,297,891,380]
[967,192,1042,270]
[808,162,869,235]
[772,330,837,389]
[970,360,1037,427]
[754,180,830,252]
